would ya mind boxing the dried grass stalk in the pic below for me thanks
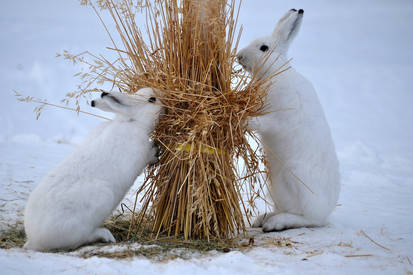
[71,0,272,240]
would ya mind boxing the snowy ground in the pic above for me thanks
[1,140,412,274]
[1,0,413,274]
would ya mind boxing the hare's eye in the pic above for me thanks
[260,45,269,52]
[148,97,156,103]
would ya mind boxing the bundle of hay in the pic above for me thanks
[70,0,271,241]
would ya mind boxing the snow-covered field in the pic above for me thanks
[1,0,412,274]
[1,140,412,274]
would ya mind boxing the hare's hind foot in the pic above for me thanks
[262,213,318,232]
[23,241,33,250]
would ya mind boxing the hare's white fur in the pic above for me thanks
[237,9,340,232]
[24,88,161,251]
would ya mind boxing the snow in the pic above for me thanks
[2,140,412,274]
[1,0,413,274]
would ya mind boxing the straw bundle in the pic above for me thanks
[72,0,272,240]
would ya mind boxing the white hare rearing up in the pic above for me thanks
[24,88,162,251]
[237,9,340,232]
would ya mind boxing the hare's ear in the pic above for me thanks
[272,9,304,52]
[91,94,114,113]
[100,92,128,114]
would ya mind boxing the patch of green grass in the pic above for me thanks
[79,245,198,261]
[0,221,26,249]
[103,214,236,254]
[0,216,240,261]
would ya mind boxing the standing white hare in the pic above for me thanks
[237,9,340,232]
[24,88,162,251]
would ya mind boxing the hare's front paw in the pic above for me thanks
[149,142,162,165]
[252,213,276,228]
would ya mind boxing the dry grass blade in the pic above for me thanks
[14,91,111,121]
[344,254,374,258]
[360,230,391,251]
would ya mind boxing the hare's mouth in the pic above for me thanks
[238,61,251,73]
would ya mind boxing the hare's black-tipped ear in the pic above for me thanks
[100,93,127,115]
[91,97,114,112]
[272,9,304,51]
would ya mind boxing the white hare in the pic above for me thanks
[237,9,340,232]
[24,88,162,251]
